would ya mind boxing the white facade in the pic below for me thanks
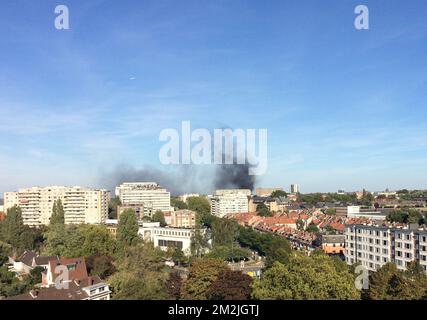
[210,189,250,217]
[4,186,109,226]
[138,222,194,256]
[345,224,427,273]
[346,206,387,221]
[115,182,171,217]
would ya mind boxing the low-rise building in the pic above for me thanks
[138,222,201,256]
[164,209,196,228]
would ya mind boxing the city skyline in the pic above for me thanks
[1,0,427,195]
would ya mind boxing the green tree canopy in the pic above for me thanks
[206,269,253,300]
[252,254,360,300]
[50,199,65,225]
[256,203,273,217]
[152,210,167,227]
[271,190,287,198]
[117,209,139,250]
[182,258,228,300]
[108,243,170,300]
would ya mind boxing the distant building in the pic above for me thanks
[319,235,345,255]
[346,206,387,221]
[210,189,250,217]
[8,251,58,275]
[117,204,145,220]
[7,276,111,300]
[138,222,200,256]
[255,188,283,197]
[178,194,199,203]
[164,209,196,228]
[115,182,171,217]
[290,184,299,194]
[4,186,109,226]
[345,224,427,272]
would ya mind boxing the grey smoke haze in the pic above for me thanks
[100,162,256,196]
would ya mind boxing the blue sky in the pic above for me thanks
[0,0,427,194]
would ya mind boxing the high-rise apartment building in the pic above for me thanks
[345,224,427,273]
[115,182,171,217]
[290,184,299,194]
[4,186,109,226]
[210,189,250,217]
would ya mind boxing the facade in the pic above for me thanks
[165,209,196,228]
[346,206,387,221]
[290,184,299,194]
[117,204,145,220]
[4,186,109,226]
[115,182,171,217]
[345,224,427,272]
[255,188,283,197]
[210,189,250,217]
[138,222,196,256]
[319,234,345,255]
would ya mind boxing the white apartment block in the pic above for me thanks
[115,182,171,217]
[345,224,427,273]
[210,189,250,218]
[138,222,195,256]
[4,186,109,226]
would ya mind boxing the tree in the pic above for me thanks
[256,203,272,217]
[108,197,122,219]
[366,262,427,300]
[50,199,65,225]
[43,224,115,258]
[206,270,253,300]
[306,222,319,234]
[211,218,238,247]
[0,241,12,265]
[264,236,291,267]
[325,208,336,215]
[182,259,228,300]
[187,197,211,216]
[386,210,407,223]
[1,206,25,248]
[252,254,360,300]
[167,271,183,299]
[190,225,210,258]
[171,247,187,266]
[152,210,167,227]
[296,219,305,231]
[171,197,188,210]
[271,190,287,198]
[108,243,170,300]
[116,209,139,251]
[206,245,251,262]
[87,255,116,279]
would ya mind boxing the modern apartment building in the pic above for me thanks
[210,189,250,217]
[4,186,109,226]
[115,182,171,217]
[345,224,427,272]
